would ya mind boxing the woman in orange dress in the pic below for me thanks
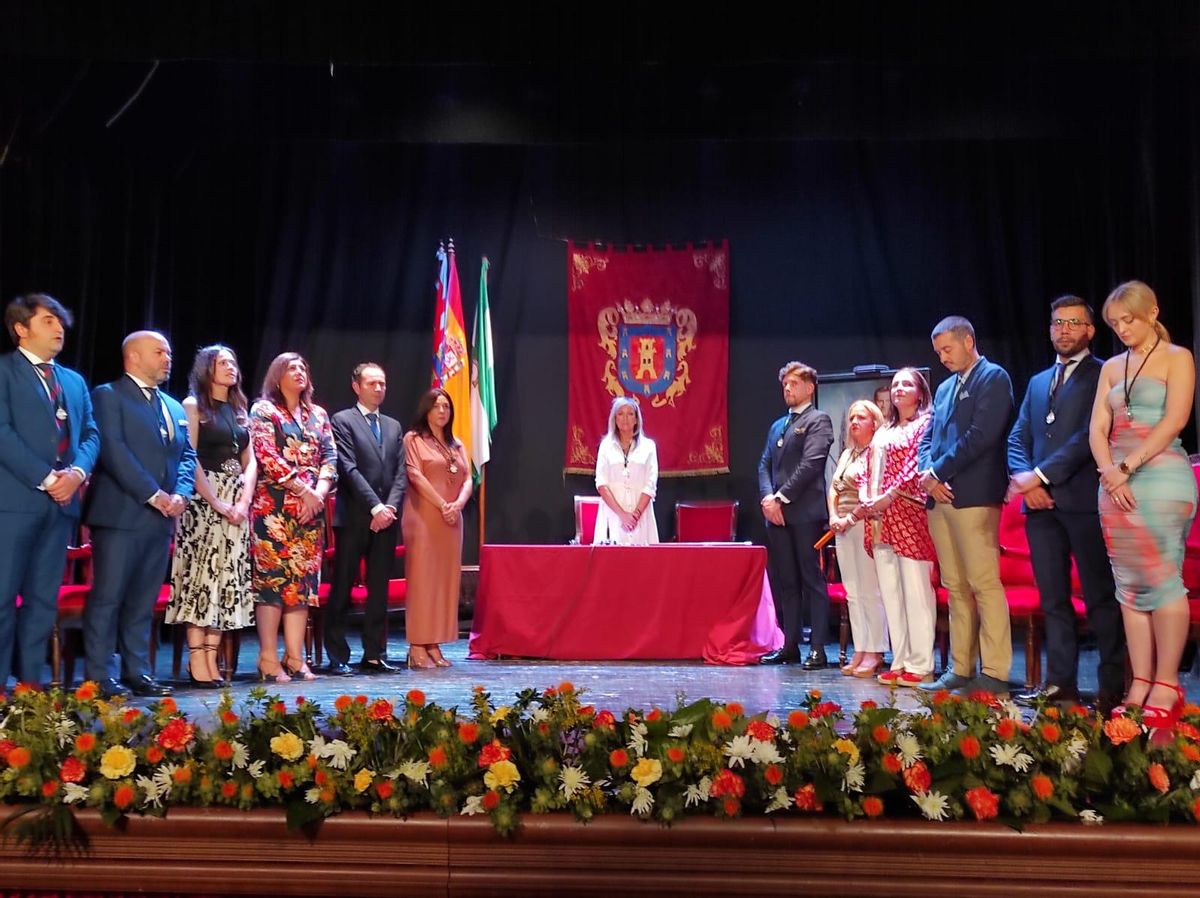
[402,388,472,669]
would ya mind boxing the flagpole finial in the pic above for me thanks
[447,238,456,253]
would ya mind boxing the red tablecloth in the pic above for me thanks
[467,544,784,665]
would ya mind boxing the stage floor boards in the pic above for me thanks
[137,626,1196,722]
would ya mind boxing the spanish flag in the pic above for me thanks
[431,240,472,456]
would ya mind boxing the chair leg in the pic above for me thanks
[222,631,241,680]
[838,604,850,666]
[50,622,63,689]
[172,625,185,680]
[1025,616,1041,689]
[148,622,158,673]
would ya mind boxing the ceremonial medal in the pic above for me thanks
[1125,406,1134,422]
[449,463,458,474]
[56,408,68,421]
[1044,411,1055,424]
[776,437,784,448]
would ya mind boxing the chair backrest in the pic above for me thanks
[1183,463,1200,595]
[675,499,739,542]
[574,496,602,545]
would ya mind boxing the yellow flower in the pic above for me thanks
[483,759,521,791]
[833,738,860,763]
[353,768,375,793]
[489,706,512,725]
[99,745,136,780]
[270,733,304,761]
[630,758,663,788]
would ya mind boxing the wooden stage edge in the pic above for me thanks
[2,809,1198,897]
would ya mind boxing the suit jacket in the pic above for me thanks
[85,374,197,532]
[918,355,1014,508]
[330,407,407,528]
[1006,353,1103,514]
[0,351,100,518]
[757,404,834,522]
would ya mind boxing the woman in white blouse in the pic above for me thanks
[594,397,659,545]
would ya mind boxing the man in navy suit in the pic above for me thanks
[0,294,100,686]
[1007,296,1124,712]
[758,361,835,668]
[918,316,1015,695]
[84,331,196,698]
[325,362,407,675]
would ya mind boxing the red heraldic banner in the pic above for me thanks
[565,240,730,476]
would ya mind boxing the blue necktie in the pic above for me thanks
[147,388,169,444]
[367,412,382,446]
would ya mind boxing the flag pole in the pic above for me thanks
[477,467,487,551]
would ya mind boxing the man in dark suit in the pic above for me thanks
[325,362,407,675]
[84,330,196,697]
[1007,296,1124,712]
[0,294,100,686]
[918,316,1015,695]
[758,361,835,668]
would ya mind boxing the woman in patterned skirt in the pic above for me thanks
[1090,281,1197,726]
[167,345,256,687]
[249,353,337,682]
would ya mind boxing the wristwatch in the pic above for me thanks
[1118,460,1133,476]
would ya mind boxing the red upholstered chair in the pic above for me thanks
[51,540,93,688]
[674,500,739,542]
[1184,463,1200,651]
[574,496,602,545]
[998,496,1043,687]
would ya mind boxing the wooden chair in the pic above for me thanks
[51,540,93,688]
[674,500,739,542]
[573,496,602,545]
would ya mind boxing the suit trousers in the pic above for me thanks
[1026,509,1124,695]
[873,545,936,675]
[326,522,399,664]
[0,506,72,685]
[927,503,1011,680]
[84,526,172,681]
[834,522,888,653]
[765,515,828,654]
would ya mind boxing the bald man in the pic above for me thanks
[84,331,196,697]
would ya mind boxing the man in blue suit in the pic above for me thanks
[758,361,835,668]
[918,316,1015,695]
[0,294,100,686]
[85,330,196,698]
[1007,296,1124,712]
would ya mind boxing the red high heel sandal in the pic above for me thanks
[1110,676,1153,718]
[1141,681,1186,729]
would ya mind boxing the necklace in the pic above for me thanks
[427,434,459,477]
[1122,336,1161,421]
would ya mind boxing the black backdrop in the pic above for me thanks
[3,2,1199,560]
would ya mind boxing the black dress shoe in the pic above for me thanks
[800,652,830,671]
[323,661,354,676]
[123,675,173,697]
[359,658,400,674]
[98,678,131,699]
[759,649,799,666]
[1013,683,1079,707]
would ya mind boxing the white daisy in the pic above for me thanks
[749,740,784,766]
[530,707,550,723]
[1190,770,1200,791]
[230,740,249,770]
[684,776,712,808]
[137,774,166,808]
[304,787,322,804]
[62,783,88,805]
[460,795,485,816]
[667,723,694,739]
[765,787,793,813]
[627,722,649,758]
[152,764,177,793]
[996,701,1023,721]
[247,760,266,779]
[54,715,78,748]
[723,734,754,768]
[630,786,655,816]
[989,743,1034,773]
[558,765,590,800]
[895,732,923,766]
[765,713,782,729]
[911,791,950,821]
[1079,809,1104,826]
[843,761,866,793]
[398,760,431,787]
[323,739,357,770]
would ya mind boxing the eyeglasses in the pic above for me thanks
[1050,317,1089,330]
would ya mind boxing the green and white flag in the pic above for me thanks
[469,257,497,482]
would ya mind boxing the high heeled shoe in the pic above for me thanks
[187,644,221,689]
[1141,681,1186,729]
[283,656,318,681]
[1111,676,1153,718]
[407,647,436,670]
[257,658,292,684]
[428,646,453,668]
[851,660,884,679]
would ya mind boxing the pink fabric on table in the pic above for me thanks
[468,544,783,665]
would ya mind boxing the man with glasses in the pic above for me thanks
[1006,296,1123,713]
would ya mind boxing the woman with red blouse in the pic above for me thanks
[859,367,938,688]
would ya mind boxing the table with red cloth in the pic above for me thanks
[467,544,784,665]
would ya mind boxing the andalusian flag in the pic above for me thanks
[432,240,472,457]
[470,257,498,481]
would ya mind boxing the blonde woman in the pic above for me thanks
[594,397,659,545]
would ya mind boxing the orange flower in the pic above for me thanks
[725,702,744,717]
[704,771,744,800]
[74,682,98,701]
[1148,763,1170,794]
[965,786,999,820]
[1181,743,1200,763]
[60,757,86,783]
[482,789,500,810]
[1103,716,1140,746]
[558,680,575,694]
[406,689,426,707]
[746,719,776,742]
[933,689,952,704]
[457,723,480,744]
[240,783,254,801]
[1039,723,1061,743]
[995,718,1017,740]
[1069,704,1091,718]
[159,697,178,714]
[375,779,393,800]
[1176,722,1200,742]
[41,779,59,798]
[872,725,891,745]
[6,746,31,769]
[764,764,783,786]
[1192,796,1200,823]
[113,784,136,809]
[355,695,368,705]
[334,695,353,712]
[319,787,335,803]
[665,746,686,764]
[902,761,931,793]
[536,721,550,736]
[221,781,238,799]
[809,690,822,700]
[711,710,733,731]
[214,740,234,761]
[959,734,981,760]
[860,700,878,711]
[722,797,740,817]
[1044,707,1060,720]
[123,708,142,725]
[12,683,36,696]
[793,783,822,812]
[787,710,810,730]
[861,796,884,818]
[609,749,629,768]
[314,769,328,787]
[172,766,193,785]
[645,708,662,723]
[578,705,595,719]
[429,746,448,768]
[272,701,287,715]
[592,710,616,730]
[1030,774,1054,800]
[220,710,239,725]
[368,699,394,721]
[145,746,165,764]
[1182,703,1200,717]
[278,771,295,789]
[882,753,903,775]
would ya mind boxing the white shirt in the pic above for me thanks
[593,434,659,545]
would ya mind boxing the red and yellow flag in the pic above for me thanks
[432,240,472,455]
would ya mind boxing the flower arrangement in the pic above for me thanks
[2,681,1198,844]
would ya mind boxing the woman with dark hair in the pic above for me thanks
[860,367,938,688]
[402,388,472,669]
[1090,281,1197,725]
[248,352,337,682]
[167,345,257,687]
[594,396,659,545]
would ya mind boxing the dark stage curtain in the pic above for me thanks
[2,54,1199,555]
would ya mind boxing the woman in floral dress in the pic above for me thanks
[249,352,337,682]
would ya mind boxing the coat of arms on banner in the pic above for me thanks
[598,299,697,408]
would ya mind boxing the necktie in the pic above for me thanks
[1049,359,1077,403]
[36,363,70,462]
[953,376,968,403]
[367,412,382,446]
[146,387,169,444]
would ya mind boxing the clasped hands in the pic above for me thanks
[1005,471,1055,510]
[1097,462,1136,511]
[45,468,84,506]
[149,490,187,518]
[441,498,464,525]
[286,480,325,524]
[920,472,954,504]
[370,506,397,532]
